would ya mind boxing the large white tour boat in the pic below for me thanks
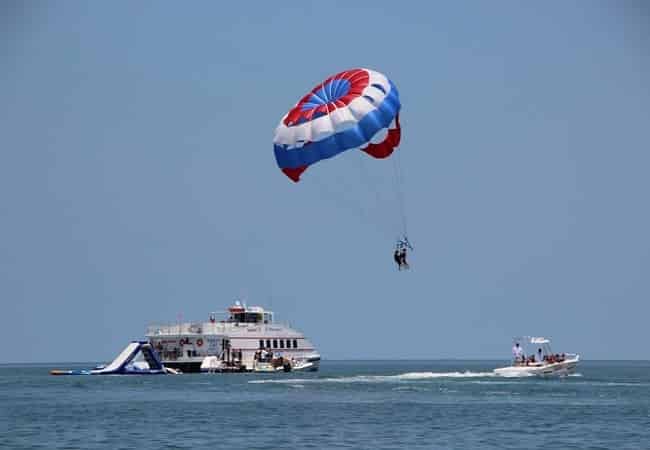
[146,301,320,373]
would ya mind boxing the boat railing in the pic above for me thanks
[146,321,293,336]
[146,323,206,336]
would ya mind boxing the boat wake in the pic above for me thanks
[249,371,497,384]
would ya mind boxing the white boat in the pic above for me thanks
[290,359,318,372]
[147,301,320,373]
[251,355,319,373]
[493,336,579,377]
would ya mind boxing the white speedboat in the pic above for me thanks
[291,359,319,372]
[252,355,319,373]
[494,336,579,377]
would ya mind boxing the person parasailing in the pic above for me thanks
[393,248,403,270]
[273,68,410,269]
[394,236,412,270]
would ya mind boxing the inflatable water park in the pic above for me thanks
[50,341,178,375]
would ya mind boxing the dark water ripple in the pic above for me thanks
[1,360,649,449]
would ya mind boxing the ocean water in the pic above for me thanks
[1,360,649,449]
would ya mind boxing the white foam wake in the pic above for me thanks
[395,371,497,380]
[249,371,497,384]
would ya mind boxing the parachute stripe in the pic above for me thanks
[362,118,401,159]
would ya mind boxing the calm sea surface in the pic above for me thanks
[1,360,649,449]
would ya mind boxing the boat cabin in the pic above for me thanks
[225,302,273,324]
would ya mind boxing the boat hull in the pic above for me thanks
[494,357,579,377]
[165,361,203,373]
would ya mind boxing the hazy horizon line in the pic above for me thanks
[2,358,649,366]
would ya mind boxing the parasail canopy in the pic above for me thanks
[273,68,401,182]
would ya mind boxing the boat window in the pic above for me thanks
[233,313,261,323]
[285,339,291,348]
[293,339,298,348]
[280,340,285,348]
[259,340,264,349]
[266,339,271,349]
[273,339,278,348]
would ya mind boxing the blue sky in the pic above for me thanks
[1,2,649,362]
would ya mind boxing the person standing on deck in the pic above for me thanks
[512,342,524,363]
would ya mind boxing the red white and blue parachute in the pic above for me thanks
[273,68,401,182]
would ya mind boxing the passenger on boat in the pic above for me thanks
[512,343,524,364]
[537,348,543,364]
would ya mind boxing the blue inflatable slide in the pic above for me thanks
[50,341,166,375]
